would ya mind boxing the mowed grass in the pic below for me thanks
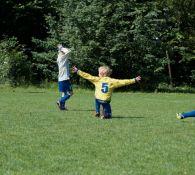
[0,87,195,175]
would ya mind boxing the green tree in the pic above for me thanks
[0,37,29,85]
[158,0,195,86]
[2,0,192,89]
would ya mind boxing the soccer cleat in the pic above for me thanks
[56,101,67,110]
[100,115,112,119]
[95,113,100,118]
[105,115,112,119]
[100,115,105,119]
[176,113,184,119]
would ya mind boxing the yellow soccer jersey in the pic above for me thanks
[78,70,136,101]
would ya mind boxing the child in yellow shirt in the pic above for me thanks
[73,66,141,119]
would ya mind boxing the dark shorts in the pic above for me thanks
[58,80,73,93]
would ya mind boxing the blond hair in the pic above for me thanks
[98,66,112,77]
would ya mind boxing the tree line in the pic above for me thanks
[0,0,194,90]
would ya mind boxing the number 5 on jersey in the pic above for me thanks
[101,83,109,93]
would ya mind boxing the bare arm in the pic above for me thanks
[57,44,71,55]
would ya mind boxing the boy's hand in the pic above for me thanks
[57,44,63,51]
[135,76,141,82]
[73,66,78,73]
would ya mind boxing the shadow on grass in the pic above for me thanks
[112,116,144,119]
[178,120,190,123]
[24,91,45,93]
[69,109,94,112]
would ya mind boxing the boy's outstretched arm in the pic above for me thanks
[112,75,141,88]
[73,66,100,83]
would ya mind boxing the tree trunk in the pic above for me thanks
[166,50,173,87]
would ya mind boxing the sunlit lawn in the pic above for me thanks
[0,87,195,175]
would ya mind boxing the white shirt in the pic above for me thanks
[57,47,71,81]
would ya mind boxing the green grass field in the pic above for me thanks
[0,87,195,175]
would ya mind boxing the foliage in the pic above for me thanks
[41,0,194,89]
[30,38,58,83]
[0,0,194,89]
[0,37,29,85]
[156,83,195,93]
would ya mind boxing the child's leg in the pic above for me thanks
[60,92,72,107]
[95,99,101,115]
[58,80,73,109]
[102,102,112,118]
[182,110,195,118]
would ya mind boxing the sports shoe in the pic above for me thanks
[95,113,100,118]
[100,115,112,119]
[176,113,184,119]
[105,115,112,119]
[100,115,105,119]
[56,101,67,110]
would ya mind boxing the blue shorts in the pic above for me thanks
[58,80,73,93]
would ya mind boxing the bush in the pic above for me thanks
[0,37,29,85]
[156,83,195,93]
